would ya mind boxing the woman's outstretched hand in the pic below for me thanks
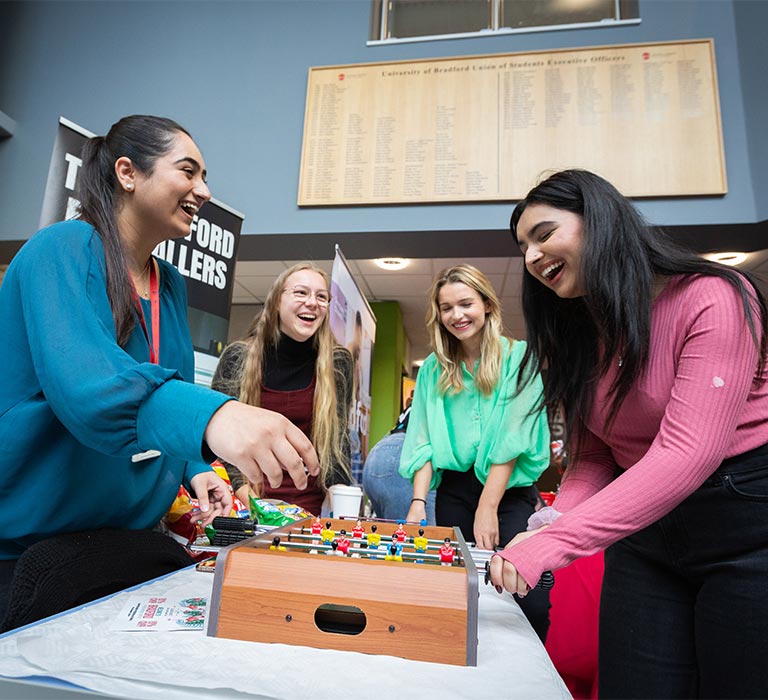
[204,401,320,491]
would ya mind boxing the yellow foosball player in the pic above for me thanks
[320,521,335,545]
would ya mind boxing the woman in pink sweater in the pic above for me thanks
[492,169,768,699]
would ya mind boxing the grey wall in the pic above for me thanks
[733,0,768,221]
[0,0,763,250]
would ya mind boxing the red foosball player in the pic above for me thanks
[351,520,365,539]
[393,521,407,542]
[439,537,455,565]
[270,536,287,552]
[336,529,351,555]
[311,516,323,538]
[321,521,335,545]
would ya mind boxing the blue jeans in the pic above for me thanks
[599,444,768,699]
[362,432,436,525]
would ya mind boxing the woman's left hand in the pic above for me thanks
[473,503,499,550]
[190,471,233,526]
[489,554,531,597]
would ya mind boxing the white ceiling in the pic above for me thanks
[232,249,768,365]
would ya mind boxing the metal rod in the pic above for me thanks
[269,538,461,565]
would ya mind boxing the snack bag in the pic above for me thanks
[163,486,205,545]
[249,495,312,527]
[162,461,248,545]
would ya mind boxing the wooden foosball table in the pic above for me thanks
[207,517,479,666]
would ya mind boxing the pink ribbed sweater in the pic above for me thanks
[499,274,768,587]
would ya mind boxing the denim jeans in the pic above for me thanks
[599,444,768,699]
[362,432,436,524]
[436,467,550,642]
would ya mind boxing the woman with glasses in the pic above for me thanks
[212,263,353,513]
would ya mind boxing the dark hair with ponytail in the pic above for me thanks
[510,169,768,446]
[77,115,190,346]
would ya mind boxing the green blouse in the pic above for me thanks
[399,337,550,490]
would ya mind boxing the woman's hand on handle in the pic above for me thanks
[204,401,320,491]
[489,554,531,597]
[490,525,551,596]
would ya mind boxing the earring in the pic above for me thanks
[125,184,133,191]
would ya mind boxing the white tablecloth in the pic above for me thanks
[0,566,570,700]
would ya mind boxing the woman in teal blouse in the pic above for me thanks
[399,264,551,640]
[0,116,318,623]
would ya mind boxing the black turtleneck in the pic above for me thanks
[262,332,317,391]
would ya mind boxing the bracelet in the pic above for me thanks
[411,497,427,504]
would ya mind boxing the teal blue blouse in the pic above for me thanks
[0,221,230,560]
[399,337,550,490]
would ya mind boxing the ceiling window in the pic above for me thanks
[370,0,640,44]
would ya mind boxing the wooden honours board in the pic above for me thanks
[298,39,725,205]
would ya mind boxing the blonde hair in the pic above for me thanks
[238,263,348,487]
[427,265,506,395]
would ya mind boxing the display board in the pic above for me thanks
[298,39,725,205]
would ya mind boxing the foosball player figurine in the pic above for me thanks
[337,529,351,555]
[439,537,455,565]
[311,516,323,537]
[413,528,428,563]
[321,521,335,545]
[366,524,381,548]
[326,540,344,556]
[270,536,287,552]
[365,525,381,558]
[385,543,403,562]
[393,521,407,543]
[351,520,365,539]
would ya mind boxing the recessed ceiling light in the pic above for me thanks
[374,257,410,271]
[704,252,748,266]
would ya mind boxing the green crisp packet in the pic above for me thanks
[249,496,312,526]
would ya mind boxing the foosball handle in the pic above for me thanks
[484,560,554,591]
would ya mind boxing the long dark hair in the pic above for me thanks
[77,115,190,346]
[510,169,768,443]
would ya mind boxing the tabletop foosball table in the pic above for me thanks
[207,517,479,666]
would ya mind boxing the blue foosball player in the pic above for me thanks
[385,543,403,562]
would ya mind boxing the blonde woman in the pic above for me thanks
[212,263,353,514]
[399,264,551,640]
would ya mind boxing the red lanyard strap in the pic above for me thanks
[133,260,161,364]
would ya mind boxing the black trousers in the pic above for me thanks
[599,444,768,699]
[436,468,550,642]
[0,559,17,626]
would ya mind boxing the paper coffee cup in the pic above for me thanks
[330,484,363,518]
